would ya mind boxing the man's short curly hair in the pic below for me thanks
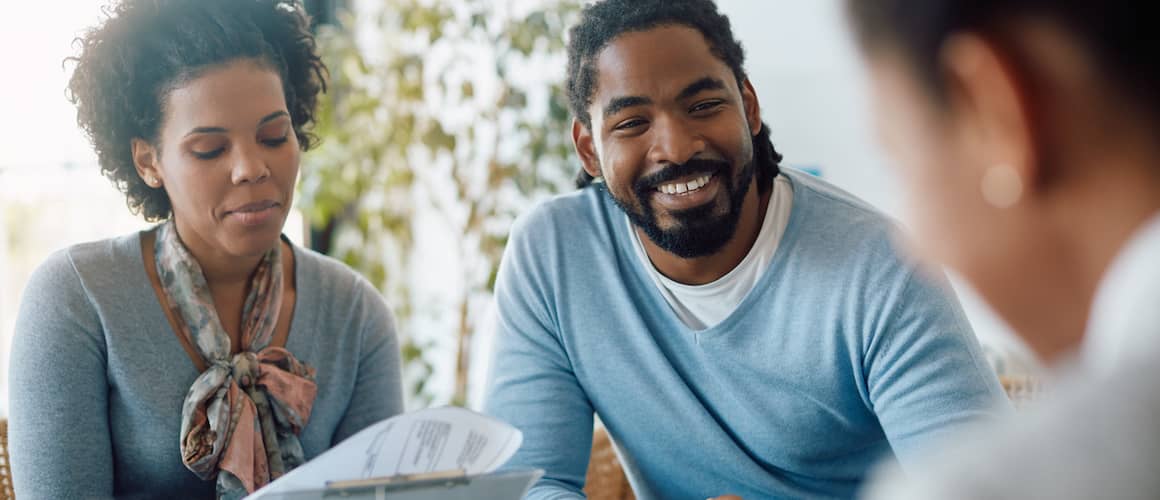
[566,0,781,191]
[67,0,327,221]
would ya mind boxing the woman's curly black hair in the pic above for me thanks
[67,0,327,221]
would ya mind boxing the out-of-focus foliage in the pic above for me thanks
[301,0,581,406]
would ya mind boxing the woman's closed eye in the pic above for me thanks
[258,120,292,148]
[191,147,225,160]
[261,135,289,147]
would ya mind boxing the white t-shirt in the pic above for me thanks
[628,175,793,330]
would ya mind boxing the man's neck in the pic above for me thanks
[640,181,772,286]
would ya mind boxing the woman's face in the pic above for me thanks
[139,59,299,260]
[865,51,1038,325]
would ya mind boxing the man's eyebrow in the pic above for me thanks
[676,77,727,101]
[603,95,652,121]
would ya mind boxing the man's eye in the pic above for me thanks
[691,100,724,113]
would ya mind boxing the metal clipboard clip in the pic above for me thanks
[322,469,470,498]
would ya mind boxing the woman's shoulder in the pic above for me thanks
[291,243,383,306]
[289,243,396,342]
[27,232,144,297]
[15,233,144,350]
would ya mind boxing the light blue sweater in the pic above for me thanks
[9,233,404,499]
[484,170,1010,499]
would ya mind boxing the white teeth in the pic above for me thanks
[657,175,711,195]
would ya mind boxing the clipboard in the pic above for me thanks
[251,468,544,500]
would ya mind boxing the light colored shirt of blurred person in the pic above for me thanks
[7,1,405,498]
[846,1,1160,498]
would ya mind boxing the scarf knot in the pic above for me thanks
[231,352,259,389]
[155,222,315,498]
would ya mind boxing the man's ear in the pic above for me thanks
[740,78,762,135]
[572,119,602,179]
[131,138,162,187]
[940,33,1039,193]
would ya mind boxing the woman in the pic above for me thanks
[9,1,404,498]
[845,1,1160,498]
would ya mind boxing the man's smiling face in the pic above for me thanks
[576,24,761,258]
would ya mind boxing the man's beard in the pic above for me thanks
[604,157,755,259]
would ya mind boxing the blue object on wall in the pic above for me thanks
[789,165,824,178]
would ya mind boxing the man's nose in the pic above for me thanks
[647,115,707,166]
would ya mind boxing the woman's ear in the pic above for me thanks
[132,138,163,187]
[940,33,1039,197]
[572,119,602,180]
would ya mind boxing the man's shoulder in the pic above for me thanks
[517,186,607,224]
[510,186,617,245]
[782,170,902,262]
[499,187,621,291]
[784,169,895,230]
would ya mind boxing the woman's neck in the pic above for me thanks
[171,221,266,288]
[1054,145,1160,306]
[1022,149,1160,361]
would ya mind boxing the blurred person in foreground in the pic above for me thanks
[8,1,404,498]
[483,0,1012,498]
[846,1,1160,498]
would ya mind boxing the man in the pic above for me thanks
[484,1,1009,498]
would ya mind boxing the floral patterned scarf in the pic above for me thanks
[154,221,317,499]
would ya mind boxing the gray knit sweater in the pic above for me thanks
[8,232,404,499]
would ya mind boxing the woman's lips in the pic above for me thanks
[225,200,280,227]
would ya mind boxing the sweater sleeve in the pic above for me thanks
[863,267,1013,466]
[483,214,592,500]
[330,278,405,444]
[8,250,115,499]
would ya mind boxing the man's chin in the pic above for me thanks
[653,197,725,226]
[640,213,739,258]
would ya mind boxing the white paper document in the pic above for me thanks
[246,406,526,499]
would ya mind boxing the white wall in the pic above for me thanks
[717,0,896,211]
[715,0,1037,370]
